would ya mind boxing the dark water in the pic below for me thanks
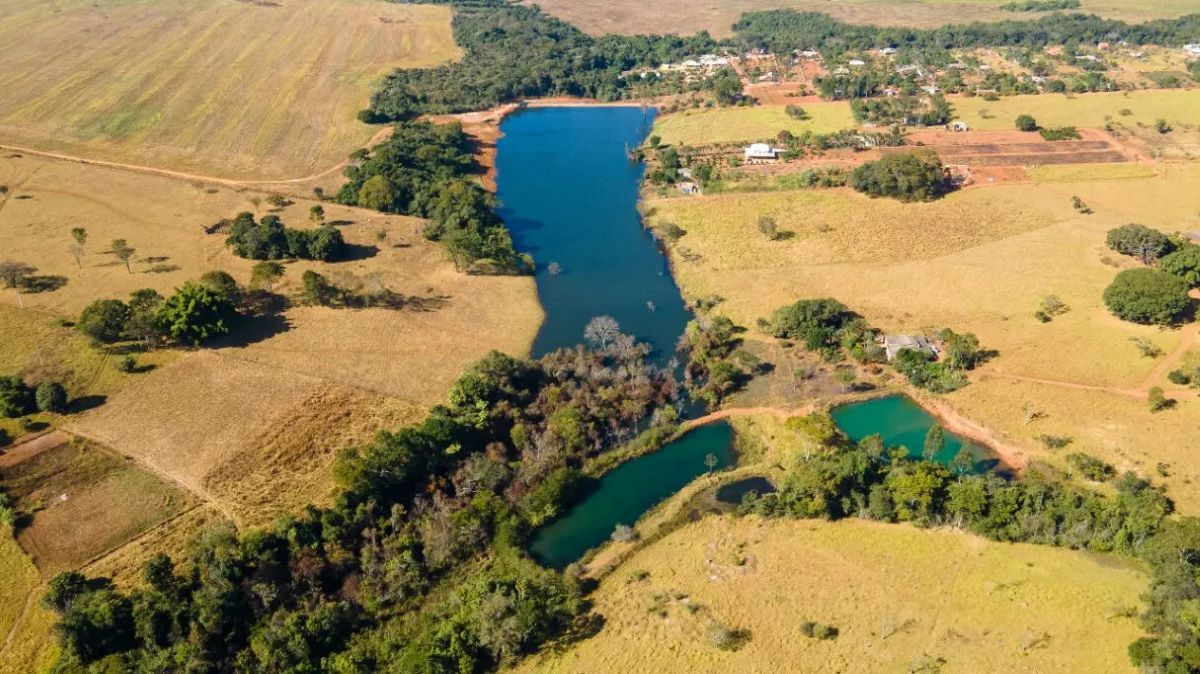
[496,106,693,363]
[716,476,776,504]
[528,422,735,569]
[830,395,1001,472]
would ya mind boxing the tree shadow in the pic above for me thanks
[144,264,181,274]
[327,219,355,227]
[68,394,108,413]
[335,244,380,262]
[22,275,67,294]
[214,310,293,348]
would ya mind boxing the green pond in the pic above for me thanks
[830,395,1002,472]
[528,422,735,569]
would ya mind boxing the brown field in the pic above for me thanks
[905,129,1133,167]
[647,161,1200,510]
[515,517,1147,674]
[0,535,57,674]
[82,503,231,588]
[0,0,458,179]
[529,0,1199,37]
[0,437,196,574]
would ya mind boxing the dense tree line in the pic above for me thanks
[735,420,1199,672]
[225,212,345,262]
[337,121,525,272]
[44,322,687,672]
[850,94,953,126]
[368,5,726,120]
[731,10,1200,58]
[77,277,239,348]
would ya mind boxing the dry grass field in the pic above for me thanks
[653,102,855,145]
[529,0,1198,37]
[0,535,56,674]
[648,160,1200,508]
[1,437,196,574]
[952,90,1200,132]
[515,517,1146,673]
[0,0,458,179]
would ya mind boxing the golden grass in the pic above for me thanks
[531,0,1197,37]
[654,103,855,146]
[1028,162,1158,183]
[515,516,1146,673]
[83,503,230,590]
[0,0,458,179]
[952,90,1200,132]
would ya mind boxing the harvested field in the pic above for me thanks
[514,517,1147,674]
[528,0,1195,37]
[0,437,196,574]
[905,128,1133,167]
[951,90,1200,133]
[83,503,231,589]
[0,0,458,179]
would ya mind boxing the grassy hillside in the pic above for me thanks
[515,517,1147,673]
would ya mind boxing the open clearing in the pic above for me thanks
[0,0,457,179]
[648,160,1200,509]
[653,102,854,146]
[0,437,196,575]
[515,517,1146,673]
[529,0,1198,37]
[951,90,1200,132]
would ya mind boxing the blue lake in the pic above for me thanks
[496,106,693,364]
[830,395,1001,472]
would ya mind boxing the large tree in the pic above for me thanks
[850,151,947,202]
[155,283,237,345]
[1105,224,1174,265]
[1103,268,1190,325]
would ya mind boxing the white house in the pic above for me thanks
[848,58,866,67]
[882,335,937,361]
[744,143,780,162]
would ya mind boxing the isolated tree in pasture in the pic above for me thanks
[583,315,622,350]
[111,239,136,273]
[1105,224,1174,265]
[1015,114,1038,131]
[77,299,129,344]
[70,227,88,268]
[250,261,286,292]
[0,260,35,307]
[1103,268,1190,326]
[35,382,67,413]
[155,283,236,346]
[309,205,325,226]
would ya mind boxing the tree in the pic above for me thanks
[923,424,945,461]
[125,289,165,347]
[155,283,237,345]
[35,382,67,413]
[834,366,857,392]
[1015,114,1038,131]
[1103,268,1190,326]
[0,260,35,307]
[111,239,136,273]
[850,152,947,202]
[70,227,88,268]
[309,205,325,226]
[1106,224,1174,264]
[250,261,286,292]
[198,270,240,304]
[1148,386,1172,412]
[757,216,781,241]
[583,316,621,350]
[950,447,975,476]
[357,175,397,212]
[0,376,34,418]
[1159,246,1200,288]
[77,299,129,343]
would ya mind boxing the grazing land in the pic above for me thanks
[951,90,1200,132]
[529,0,1199,37]
[647,160,1200,510]
[0,536,56,674]
[514,517,1146,673]
[652,102,855,145]
[0,0,458,179]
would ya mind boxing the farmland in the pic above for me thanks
[951,90,1200,132]
[514,517,1147,673]
[0,0,458,179]
[529,0,1200,37]
[646,161,1200,510]
[652,102,855,145]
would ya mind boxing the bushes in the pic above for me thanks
[155,283,237,345]
[1014,114,1038,131]
[1038,126,1081,141]
[1103,268,1190,326]
[77,299,130,344]
[1066,452,1116,482]
[1159,246,1200,288]
[849,152,948,202]
[80,284,240,347]
[0,376,34,418]
[35,382,67,413]
[224,212,346,261]
[1105,223,1174,264]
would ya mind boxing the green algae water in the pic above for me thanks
[496,106,692,364]
[830,395,1001,472]
[528,422,735,569]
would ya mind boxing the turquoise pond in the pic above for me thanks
[495,106,692,364]
[527,422,735,570]
[830,395,1002,472]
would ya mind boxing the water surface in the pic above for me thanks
[528,422,735,569]
[831,395,1000,472]
[496,106,692,363]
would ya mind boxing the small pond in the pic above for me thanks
[830,395,1001,473]
[716,476,776,505]
[528,422,735,569]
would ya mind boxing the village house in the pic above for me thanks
[743,143,780,162]
[881,335,938,362]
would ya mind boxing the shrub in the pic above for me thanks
[1066,453,1115,482]
[1015,114,1038,131]
[1167,369,1191,386]
[766,298,853,341]
[1038,126,1080,141]
[1148,386,1173,412]
[707,622,750,651]
[116,356,137,373]
[35,382,67,414]
[1103,268,1190,326]
[0,376,34,418]
[849,152,947,202]
[1105,224,1174,264]
[800,621,840,640]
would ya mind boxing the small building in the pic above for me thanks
[799,49,820,59]
[882,335,937,362]
[743,143,780,162]
[699,54,729,67]
[951,121,970,132]
[677,181,700,195]
[833,66,850,75]
[848,59,866,67]
[878,47,898,56]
